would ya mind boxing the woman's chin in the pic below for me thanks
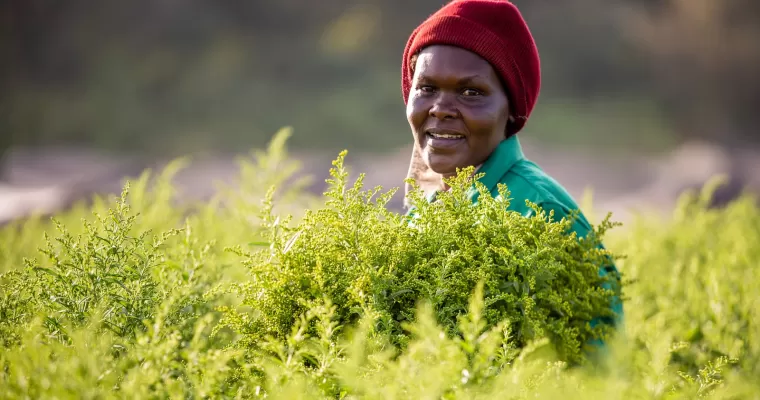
[425,154,464,177]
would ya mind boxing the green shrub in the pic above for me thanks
[1,130,759,399]
[620,178,760,378]
[215,151,619,368]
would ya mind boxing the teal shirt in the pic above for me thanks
[414,135,623,343]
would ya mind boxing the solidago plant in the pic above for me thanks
[217,150,619,367]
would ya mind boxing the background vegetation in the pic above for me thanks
[2,0,759,157]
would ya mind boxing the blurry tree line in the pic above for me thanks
[1,0,758,161]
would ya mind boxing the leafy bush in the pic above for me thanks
[215,151,619,367]
[1,130,759,399]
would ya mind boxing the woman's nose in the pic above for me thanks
[429,94,458,120]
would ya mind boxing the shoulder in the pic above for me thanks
[500,159,593,235]
[499,159,570,211]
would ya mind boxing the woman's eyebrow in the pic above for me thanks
[417,74,486,84]
[457,75,486,85]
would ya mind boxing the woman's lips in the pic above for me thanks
[425,130,466,151]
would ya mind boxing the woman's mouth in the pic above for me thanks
[425,129,466,150]
[428,132,465,139]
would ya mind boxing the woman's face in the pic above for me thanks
[406,45,510,178]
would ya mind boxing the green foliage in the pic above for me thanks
[621,176,760,379]
[215,151,617,368]
[1,132,760,398]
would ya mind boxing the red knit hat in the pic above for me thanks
[401,0,541,135]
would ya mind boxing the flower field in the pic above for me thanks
[1,131,759,399]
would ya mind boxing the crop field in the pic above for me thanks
[1,131,759,399]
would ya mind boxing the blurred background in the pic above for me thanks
[2,0,759,224]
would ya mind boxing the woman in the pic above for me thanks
[401,0,623,342]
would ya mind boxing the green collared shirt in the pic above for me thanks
[416,135,623,339]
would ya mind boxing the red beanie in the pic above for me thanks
[401,0,541,135]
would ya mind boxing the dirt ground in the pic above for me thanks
[1,138,758,227]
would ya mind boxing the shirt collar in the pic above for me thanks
[470,134,525,200]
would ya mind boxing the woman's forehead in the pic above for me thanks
[414,45,496,79]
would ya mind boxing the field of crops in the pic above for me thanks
[1,130,759,399]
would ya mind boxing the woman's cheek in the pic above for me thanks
[466,107,503,135]
[407,98,428,129]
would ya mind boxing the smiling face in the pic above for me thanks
[406,45,511,179]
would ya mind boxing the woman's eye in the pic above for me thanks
[462,88,482,96]
[419,85,435,93]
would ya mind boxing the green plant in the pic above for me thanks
[215,150,618,370]
[1,131,759,399]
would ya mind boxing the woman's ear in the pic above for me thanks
[504,115,516,137]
